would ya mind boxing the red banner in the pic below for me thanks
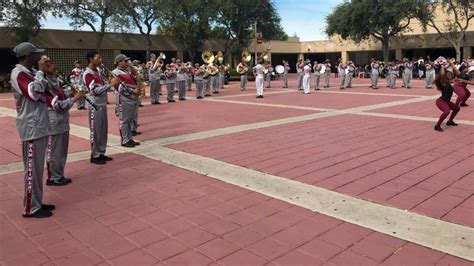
[256,32,263,44]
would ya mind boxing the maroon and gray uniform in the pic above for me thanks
[112,68,138,144]
[425,63,435,88]
[338,63,346,89]
[370,62,380,88]
[70,67,84,108]
[45,76,74,183]
[403,62,413,88]
[147,60,162,104]
[81,67,109,159]
[313,64,321,90]
[324,63,331,87]
[345,63,355,88]
[296,62,304,90]
[10,64,51,216]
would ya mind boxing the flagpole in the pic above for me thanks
[254,20,257,65]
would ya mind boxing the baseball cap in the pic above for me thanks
[114,54,130,64]
[13,42,45,57]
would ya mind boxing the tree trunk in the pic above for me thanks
[96,32,105,51]
[188,50,196,64]
[455,45,461,62]
[146,36,152,60]
[382,37,390,64]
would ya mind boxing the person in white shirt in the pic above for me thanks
[302,60,312,94]
[253,59,265,98]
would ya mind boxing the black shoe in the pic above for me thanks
[446,120,458,126]
[204,94,211,97]
[460,103,469,107]
[41,204,56,211]
[131,140,140,146]
[46,177,71,186]
[121,141,135,148]
[100,155,113,161]
[90,157,106,164]
[23,208,53,218]
[213,91,219,94]
[179,98,186,101]
[168,100,176,103]
[139,104,144,107]
[434,125,443,132]
[197,96,203,99]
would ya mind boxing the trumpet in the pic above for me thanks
[58,72,98,110]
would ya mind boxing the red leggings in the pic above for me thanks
[453,84,471,105]
[436,98,460,125]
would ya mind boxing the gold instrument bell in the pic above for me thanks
[202,50,215,64]
[242,50,252,62]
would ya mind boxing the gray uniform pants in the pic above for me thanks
[403,70,412,88]
[150,78,161,103]
[177,80,186,99]
[314,74,320,89]
[22,137,48,215]
[76,98,85,109]
[118,99,136,144]
[132,101,138,132]
[166,83,175,101]
[195,80,203,97]
[425,70,435,88]
[371,70,379,88]
[339,73,346,88]
[388,72,397,88]
[186,76,192,91]
[345,74,352,88]
[204,78,210,95]
[283,73,288,88]
[324,72,331,87]
[89,107,108,159]
[240,74,247,90]
[219,73,225,89]
[297,74,303,89]
[211,76,218,93]
[46,132,69,182]
[266,74,271,88]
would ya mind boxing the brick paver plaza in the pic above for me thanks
[0,75,473,265]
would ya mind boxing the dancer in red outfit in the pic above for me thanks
[434,59,461,132]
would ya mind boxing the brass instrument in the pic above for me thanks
[201,65,210,78]
[216,51,224,64]
[242,51,252,63]
[237,63,249,74]
[152,52,166,71]
[58,71,98,110]
[132,66,145,101]
[259,46,271,61]
[207,63,219,76]
[202,50,215,64]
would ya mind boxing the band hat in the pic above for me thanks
[74,60,81,65]
[115,54,130,64]
[13,42,44,57]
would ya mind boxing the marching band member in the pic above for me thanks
[82,51,118,164]
[70,60,85,109]
[203,63,211,97]
[132,60,145,107]
[186,61,193,91]
[147,53,161,105]
[434,58,461,132]
[425,60,435,89]
[313,61,321,90]
[112,54,141,147]
[165,64,177,102]
[302,60,311,94]
[265,62,273,88]
[176,59,187,101]
[323,59,331,88]
[254,59,265,98]
[236,59,248,91]
[402,58,413,88]
[11,43,57,217]
[282,60,290,88]
[370,58,380,89]
[296,58,304,90]
[387,62,398,89]
[337,59,346,90]
[45,63,83,186]
[453,65,472,107]
[209,60,219,94]
[345,61,355,88]
[219,64,226,90]
[194,63,204,99]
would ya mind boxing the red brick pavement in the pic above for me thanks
[0,75,472,265]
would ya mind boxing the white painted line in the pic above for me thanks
[206,98,335,112]
[136,146,474,261]
[359,112,474,126]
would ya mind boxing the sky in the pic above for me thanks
[38,0,344,42]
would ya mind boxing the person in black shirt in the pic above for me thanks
[433,59,461,132]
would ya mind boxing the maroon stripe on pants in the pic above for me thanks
[436,98,460,125]
[25,141,34,215]
[46,136,52,181]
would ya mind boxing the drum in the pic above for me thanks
[275,65,285,74]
